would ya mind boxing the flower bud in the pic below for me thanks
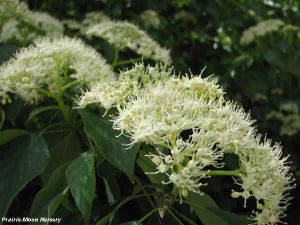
[181,188,189,198]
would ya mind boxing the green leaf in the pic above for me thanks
[25,105,60,125]
[41,132,81,183]
[264,49,285,69]
[30,164,68,225]
[66,152,95,223]
[118,222,139,225]
[186,191,219,208]
[48,189,68,219]
[198,208,229,225]
[96,194,148,225]
[0,135,49,222]
[185,192,249,225]
[4,96,24,125]
[0,129,30,146]
[184,194,228,225]
[97,161,120,203]
[78,108,139,180]
[211,209,250,225]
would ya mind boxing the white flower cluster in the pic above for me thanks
[81,12,110,31]
[139,10,161,29]
[0,37,114,104]
[240,19,284,45]
[113,75,224,145]
[233,140,294,225]
[77,63,172,110]
[63,11,110,33]
[86,21,171,64]
[0,0,32,24]
[267,103,300,136]
[1,12,64,43]
[79,64,294,224]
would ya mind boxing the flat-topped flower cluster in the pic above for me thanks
[0,37,113,104]
[0,0,63,44]
[240,19,284,45]
[79,63,294,225]
[87,21,171,64]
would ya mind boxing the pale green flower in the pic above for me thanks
[113,73,224,144]
[77,63,172,110]
[1,12,64,43]
[86,21,171,64]
[0,0,32,25]
[0,37,114,104]
[240,19,284,45]
[81,11,110,31]
[62,19,82,31]
[64,12,110,33]
[139,10,161,29]
[107,66,293,225]
[267,103,300,136]
[83,11,110,24]
[232,139,294,225]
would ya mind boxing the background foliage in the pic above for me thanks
[0,0,299,224]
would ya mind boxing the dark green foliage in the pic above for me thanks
[66,152,96,223]
[78,109,139,181]
[0,135,49,223]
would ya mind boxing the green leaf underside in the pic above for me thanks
[0,135,49,223]
[66,151,96,223]
[78,108,139,180]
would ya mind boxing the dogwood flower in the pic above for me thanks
[1,12,63,44]
[0,37,114,104]
[86,21,171,64]
[77,63,172,109]
[81,11,110,33]
[139,10,161,29]
[240,19,284,45]
[0,0,32,25]
[232,139,294,225]
[107,65,293,225]
[113,74,224,144]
